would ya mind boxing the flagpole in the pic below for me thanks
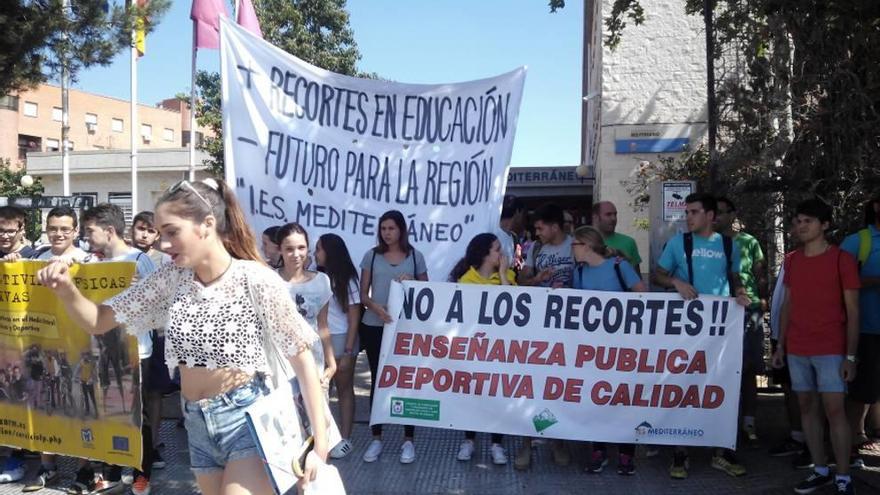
[61,0,71,197]
[189,29,197,181]
[130,27,139,215]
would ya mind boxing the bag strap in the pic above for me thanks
[531,241,543,271]
[683,233,694,285]
[613,258,629,292]
[858,228,872,268]
[722,234,734,296]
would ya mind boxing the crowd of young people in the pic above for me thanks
[0,182,876,495]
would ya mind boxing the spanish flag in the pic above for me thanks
[134,0,149,56]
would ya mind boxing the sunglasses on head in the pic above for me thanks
[168,180,212,209]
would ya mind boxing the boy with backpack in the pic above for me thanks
[652,192,752,479]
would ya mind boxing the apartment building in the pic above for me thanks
[0,83,205,166]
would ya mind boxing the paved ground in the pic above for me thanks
[0,357,878,494]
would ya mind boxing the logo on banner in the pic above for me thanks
[81,428,94,447]
[532,409,558,433]
[635,421,652,435]
[633,421,704,439]
[390,397,440,421]
[112,436,130,452]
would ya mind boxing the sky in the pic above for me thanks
[73,0,583,167]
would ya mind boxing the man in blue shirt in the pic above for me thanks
[841,193,880,467]
[653,193,751,480]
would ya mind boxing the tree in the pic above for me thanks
[0,0,170,95]
[192,0,368,176]
[557,1,880,256]
[0,158,46,242]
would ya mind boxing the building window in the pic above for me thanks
[108,193,133,225]
[52,107,63,122]
[163,128,174,142]
[85,113,97,133]
[46,138,60,152]
[182,130,204,148]
[0,95,19,111]
[141,124,152,143]
[23,102,38,118]
[111,118,124,133]
[17,134,41,160]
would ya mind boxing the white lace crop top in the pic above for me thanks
[105,259,317,374]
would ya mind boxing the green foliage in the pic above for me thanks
[0,0,170,95]
[604,1,645,50]
[0,158,45,242]
[621,147,709,213]
[193,0,367,176]
[0,159,45,198]
[548,0,645,49]
[191,71,223,177]
[556,0,880,249]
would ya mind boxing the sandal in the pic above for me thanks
[329,438,353,459]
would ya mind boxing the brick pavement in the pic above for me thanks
[0,358,877,494]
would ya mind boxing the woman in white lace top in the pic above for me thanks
[37,178,328,495]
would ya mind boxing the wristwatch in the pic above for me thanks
[846,354,858,363]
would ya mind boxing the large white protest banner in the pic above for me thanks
[220,20,526,279]
[372,282,745,449]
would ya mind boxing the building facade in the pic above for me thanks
[26,148,210,219]
[0,84,206,167]
[584,0,708,265]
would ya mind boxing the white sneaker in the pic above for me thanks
[330,438,354,459]
[400,440,416,464]
[491,443,508,465]
[457,440,475,461]
[362,439,383,463]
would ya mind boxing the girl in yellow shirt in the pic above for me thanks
[447,233,514,465]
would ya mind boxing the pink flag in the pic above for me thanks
[191,0,229,50]
[237,0,262,39]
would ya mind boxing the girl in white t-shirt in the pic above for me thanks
[315,233,360,459]
[275,223,336,389]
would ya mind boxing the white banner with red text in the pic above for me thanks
[370,281,745,449]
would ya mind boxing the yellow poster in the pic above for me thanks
[0,260,142,468]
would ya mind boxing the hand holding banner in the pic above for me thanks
[0,261,142,468]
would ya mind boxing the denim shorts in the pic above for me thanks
[183,376,267,474]
[787,354,846,393]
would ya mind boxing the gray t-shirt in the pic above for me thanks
[360,249,427,326]
[525,235,574,288]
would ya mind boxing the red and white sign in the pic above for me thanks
[371,281,744,449]
[662,182,694,222]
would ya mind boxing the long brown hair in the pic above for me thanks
[573,225,619,259]
[157,179,264,264]
[374,210,413,254]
